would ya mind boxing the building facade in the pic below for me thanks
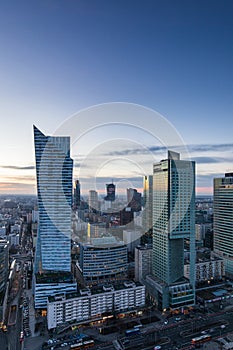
[134,244,152,283]
[0,239,9,293]
[47,281,145,329]
[184,256,225,284]
[88,190,98,212]
[151,151,196,310]
[214,173,233,277]
[78,238,128,285]
[143,175,153,234]
[33,126,76,308]
[34,126,73,273]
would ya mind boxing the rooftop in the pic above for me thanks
[35,271,74,284]
[48,280,144,303]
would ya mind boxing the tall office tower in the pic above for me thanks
[34,125,72,273]
[74,179,81,208]
[214,173,233,278]
[88,190,98,212]
[33,126,76,308]
[149,151,196,310]
[143,175,153,234]
[127,188,142,212]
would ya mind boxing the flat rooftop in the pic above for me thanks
[48,280,144,303]
[35,271,74,284]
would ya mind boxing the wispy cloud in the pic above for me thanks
[191,156,231,164]
[0,165,35,170]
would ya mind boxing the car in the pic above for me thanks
[154,346,162,350]
[175,317,181,321]
[164,319,168,325]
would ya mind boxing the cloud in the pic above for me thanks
[188,143,233,153]
[0,165,35,170]
[191,156,229,164]
[105,143,233,158]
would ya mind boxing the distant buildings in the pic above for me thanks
[104,183,116,202]
[88,190,99,212]
[214,173,233,278]
[147,151,196,310]
[74,180,81,208]
[127,188,142,212]
[33,126,76,309]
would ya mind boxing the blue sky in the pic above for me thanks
[0,0,233,194]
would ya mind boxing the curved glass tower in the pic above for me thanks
[34,126,73,273]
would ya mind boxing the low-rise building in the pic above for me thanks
[184,254,225,284]
[47,281,145,329]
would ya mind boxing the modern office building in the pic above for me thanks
[143,175,153,234]
[214,173,233,277]
[47,281,145,330]
[34,125,73,273]
[74,180,81,209]
[33,126,76,308]
[149,151,196,310]
[78,237,128,285]
[127,188,142,212]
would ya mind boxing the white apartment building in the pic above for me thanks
[184,256,225,283]
[47,281,145,329]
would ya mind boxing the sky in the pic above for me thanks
[0,0,233,195]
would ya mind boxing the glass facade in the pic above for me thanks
[34,126,73,273]
[152,151,196,309]
[214,174,233,277]
[79,243,128,282]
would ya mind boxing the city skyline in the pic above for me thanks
[0,1,233,195]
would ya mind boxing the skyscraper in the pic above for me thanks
[74,179,81,209]
[33,126,76,308]
[148,151,196,310]
[143,175,153,234]
[104,183,116,201]
[214,173,233,278]
[34,125,73,273]
[88,190,98,212]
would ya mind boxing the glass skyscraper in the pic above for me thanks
[214,173,233,278]
[149,151,196,310]
[34,126,73,273]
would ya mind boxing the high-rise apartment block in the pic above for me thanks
[88,190,98,212]
[214,173,233,277]
[135,244,152,283]
[147,151,196,310]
